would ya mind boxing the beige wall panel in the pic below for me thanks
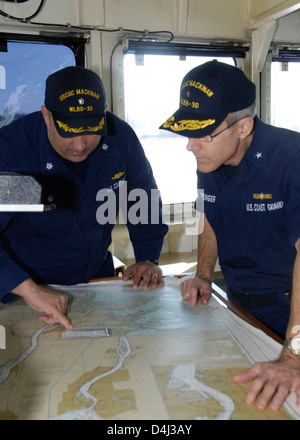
[0,0,79,25]
[274,9,300,41]
[0,0,105,27]
[186,0,251,39]
[104,0,176,30]
[250,0,300,22]
[78,0,105,26]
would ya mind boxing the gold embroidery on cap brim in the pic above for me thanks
[163,116,215,132]
[56,117,105,134]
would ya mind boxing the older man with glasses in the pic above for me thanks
[160,60,300,412]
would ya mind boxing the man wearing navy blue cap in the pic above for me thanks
[160,60,300,411]
[0,66,168,329]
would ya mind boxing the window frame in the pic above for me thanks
[261,45,300,126]
[0,32,87,126]
[121,41,249,224]
[0,32,87,66]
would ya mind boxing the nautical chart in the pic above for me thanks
[0,277,299,420]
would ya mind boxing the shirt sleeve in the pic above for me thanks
[0,119,36,302]
[0,212,30,303]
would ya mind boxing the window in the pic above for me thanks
[0,36,85,128]
[124,53,235,205]
[271,60,300,132]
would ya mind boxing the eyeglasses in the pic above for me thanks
[198,119,241,142]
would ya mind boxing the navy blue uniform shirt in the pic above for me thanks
[197,116,300,296]
[0,111,168,303]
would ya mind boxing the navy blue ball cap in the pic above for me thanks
[45,66,107,138]
[159,60,256,138]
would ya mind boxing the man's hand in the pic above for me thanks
[180,276,212,306]
[122,260,164,290]
[232,353,300,410]
[12,279,72,329]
